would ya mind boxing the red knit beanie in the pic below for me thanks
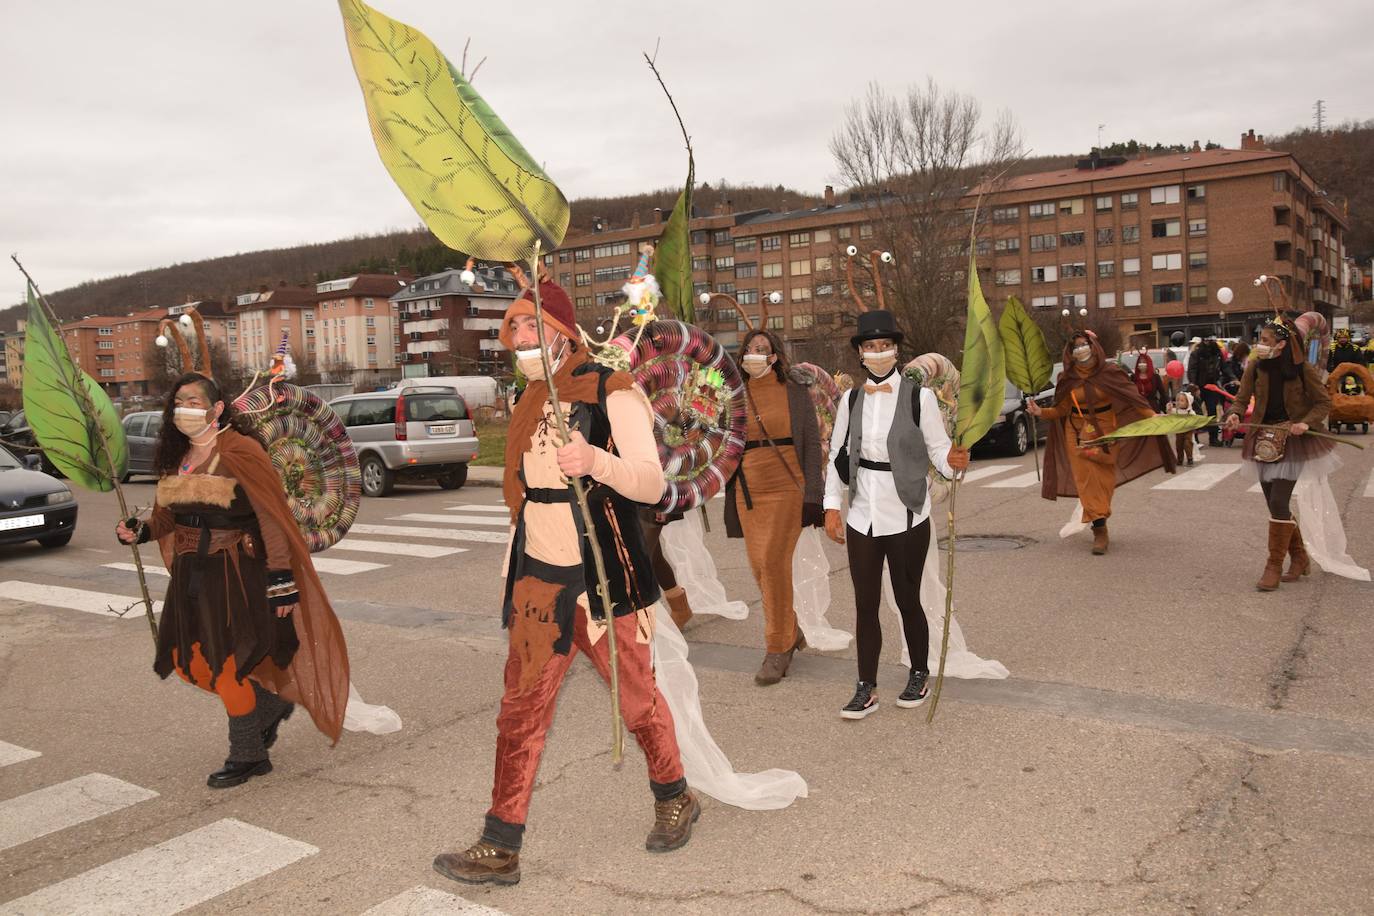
[499,279,578,350]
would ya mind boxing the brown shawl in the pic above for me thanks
[156,430,350,743]
[1041,334,1176,500]
[502,347,635,521]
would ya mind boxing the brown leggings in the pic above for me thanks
[172,643,257,717]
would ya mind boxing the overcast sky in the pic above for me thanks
[3,0,1371,296]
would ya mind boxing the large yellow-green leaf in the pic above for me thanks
[1080,414,1214,446]
[998,295,1053,394]
[337,0,569,261]
[656,156,695,322]
[21,283,127,490]
[954,256,1005,447]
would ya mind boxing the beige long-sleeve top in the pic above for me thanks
[521,387,664,567]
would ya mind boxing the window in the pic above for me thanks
[305,328,315,338]
[279,309,290,319]
[595,291,627,307]
[593,241,631,259]
[228,335,238,345]
[1098,291,1117,308]
[717,307,737,322]
[1097,261,1116,278]
[1059,198,1084,216]
[1123,257,1141,276]
[1029,202,1055,220]
[992,206,1020,223]
[994,237,1021,252]
[761,236,782,251]
[1123,289,1142,307]
[1096,228,1114,246]
[1187,184,1206,201]
[1151,253,1183,271]
[735,237,757,253]
[1150,185,1180,205]
[791,286,812,302]
[1031,295,1057,308]
[1095,195,1113,212]
[816,283,834,297]
[559,272,572,286]
[737,289,759,305]
[1030,233,1057,252]
[1061,293,1086,309]
[735,262,758,279]
[814,229,832,244]
[1189,251,1208,269]
[98,340,114,350]
[1121,192,1139,210]
[975,239,991,256]
[364,298,375,309]
[1273,172,1290,192]
[368,353,378,365]
[714,256,735,272]
[1189,285,1208,304]
[1151,219,1180,238]
[227,320,237,329]
[814,256,833,272]
[693,281,709,296]
[366,316,376,327]
[575,273,591,287]
[837,226,852,240]
[1060,231,1085,247]
[789,231,811,247]
[1121,225,1140,243]
[859,223,873,239]
[1030,265,1058,283]
[762,263,783,279]
[690,230,708,245]
[575,296,593,308]
[574,248,591,262]
[688,256,709,272]
[995,269,1022,285]
[713,230,731,246]
[366,335,376,345]
[558,251,571,263]
[1188,218,1207,237]
[1153,283,1184,304]
[1061,262,1087,278]
[793,314,815,330]
[766,315,785,330]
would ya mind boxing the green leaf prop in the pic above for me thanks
[954,255,1005,447]
[998,295,1053,394]
[21,283,128,490]
[337,0,569,261]
[1080,414,1214,446]
[656,155,695,322]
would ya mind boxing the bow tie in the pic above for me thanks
[865,382,893,394]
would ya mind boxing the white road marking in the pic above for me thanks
[0,774,158,853]
[0,582,161,618]
[326,539,467,558]
[310,557,388,576]
[960,464,1019,483]
[389,514,508,527]
[1248,482,1263,493]
[983,471,1042,489]
[1365,470,1374,498]
[447,504,508,513]
[348,524,508,544]
[104,563,169,577]
[1152,464,1242,491]
[0,740,41,768]
[362,885,509,915]
[0,818,317,916]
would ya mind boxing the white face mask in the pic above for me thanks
[741,354,773,379]
[1253,344,1276,360]
[861,348,898,376]
[1072,345,1094,364]
[515,338,566,381]
[173,407,215,439]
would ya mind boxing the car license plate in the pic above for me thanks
[428,424,455,435]
[0,514,43,531]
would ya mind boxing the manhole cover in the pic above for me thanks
[937,535,1034,551]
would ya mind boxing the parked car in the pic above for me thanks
[974,379,1049,456]
[0,410,59,476]
[121,410,164,480]
[0,444,78,548]
[330,386,479,497]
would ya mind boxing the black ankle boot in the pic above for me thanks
[207,758,273,789]
[209,712,271,789]
[252,682,295,750]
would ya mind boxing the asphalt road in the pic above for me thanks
[1,440,1372,914]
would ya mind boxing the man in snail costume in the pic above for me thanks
[433,278,695,888]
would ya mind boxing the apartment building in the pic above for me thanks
[391,266,520,378]
[311,274,409,384]
[232,283,320,374]
[0,323,21,389]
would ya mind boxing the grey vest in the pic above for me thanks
[847,376,929,512]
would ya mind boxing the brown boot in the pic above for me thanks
[1091,524,1109,555]
[754,631,805,686]
[664,586,694,630]
[1281,523,1311,582]
[645,790,700,853]
[433,840,521,886]
[1257,519,1295,591]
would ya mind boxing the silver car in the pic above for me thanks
[121,410,164,480]
[330,386,479,497]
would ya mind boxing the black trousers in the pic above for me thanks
[1200,388,1224,443]
[846,519,931,684]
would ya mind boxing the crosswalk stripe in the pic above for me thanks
[960,464,1018,483]
[0,818,317,916]
[1365,470,1374,498]
[0,774,158,853]
[103,558,388,577]
[362,885,508,915]
[1152,464,1242,491]
[0,741,41,768]
[348,524,508,544]
[1248,482,1262,493]
[326,539,467,558]
[0,582,161,618]
[104,563,169,577]
[389,514,508,527]
[447,504,508,513]
[983,470,1042,489]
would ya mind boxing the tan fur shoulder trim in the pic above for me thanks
[156,474,238,509]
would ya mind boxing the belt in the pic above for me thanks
[171,513,260,598]
[172,512,255,530]
[744,437,794,450]
[858,458,892,471]
[525,487,574,504]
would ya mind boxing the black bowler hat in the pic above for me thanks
[850,309,904,349]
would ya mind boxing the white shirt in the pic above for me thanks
[823,372,955,537]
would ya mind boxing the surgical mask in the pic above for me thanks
[515,339,565,381]
[173,407,215,439]
[1072,345,1094,364]
[741,354,773,379]
[1253,344,1276,360]
[861,348,897,377]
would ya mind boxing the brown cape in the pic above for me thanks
[155,429,350,743]
[1041,335,1176,500]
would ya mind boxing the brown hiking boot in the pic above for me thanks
[1091,524,1109,555]
[433,840,521,886]
[754,632,805,686]
[1281,523,1311,582]
[646,790,700,853]
[1257,519,1294,591]
[664,586,694,630]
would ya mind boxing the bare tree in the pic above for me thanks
[144,337,241,397]
[830,79,1023,359]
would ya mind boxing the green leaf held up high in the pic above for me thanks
[954,255,1005,448]
[998,295,1053,395]
[655,155,695,322]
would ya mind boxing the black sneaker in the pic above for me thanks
[895,669,930,708]
[840,681,878,720]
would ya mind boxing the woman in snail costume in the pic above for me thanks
[117,371,350,788]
